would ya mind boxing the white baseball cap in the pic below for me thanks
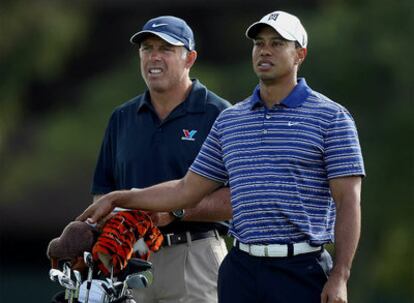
[245,11,308,48]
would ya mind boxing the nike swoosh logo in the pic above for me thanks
[151,23,167,28]
[288,122,301,126]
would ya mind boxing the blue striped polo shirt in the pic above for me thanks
[190,78,365,245]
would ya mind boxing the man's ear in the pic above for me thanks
[186,50,197,69]
[296,47,307,65]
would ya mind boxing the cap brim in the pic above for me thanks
[130,30,185,46]
[245,22,297,42]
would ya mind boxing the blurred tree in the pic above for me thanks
[0,1,92,196]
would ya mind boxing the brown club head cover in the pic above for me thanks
[46,221,98,268]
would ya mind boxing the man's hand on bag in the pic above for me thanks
[77,193,116,224]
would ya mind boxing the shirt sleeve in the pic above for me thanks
[189,118,228,183]
[324,108,366,179]
[91,112,117,194]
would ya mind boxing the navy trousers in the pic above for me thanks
[218,247,332,303]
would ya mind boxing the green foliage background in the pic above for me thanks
[0,0,413,302]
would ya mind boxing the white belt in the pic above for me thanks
[234,239,321,257]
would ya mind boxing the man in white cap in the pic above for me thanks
[79,11,365,303]
[89,15,232,303]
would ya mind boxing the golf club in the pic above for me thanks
[73,270,82,299]
[84,251,94,303]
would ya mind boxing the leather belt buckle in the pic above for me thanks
[163,230,218,247]
[165,233,174,246]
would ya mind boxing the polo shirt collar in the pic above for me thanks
[185,79,208,113]
[249,78,312,109]
[136,79,207,113]
[136,90,153,112]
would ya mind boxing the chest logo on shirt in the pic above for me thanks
[181,129,198,141]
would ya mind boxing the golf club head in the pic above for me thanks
[100,282,114,297]
[125,270,153,289]
[83,251,93,268]
[127,258,152,271]
[49,268,65,282]
[63,261,71,275]
[73,270,82,299]
[73,270,82,284]
[105,281,124,299]
[58,275,76,290]
[113,281,124,292]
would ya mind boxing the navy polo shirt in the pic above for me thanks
[92,79,230,234]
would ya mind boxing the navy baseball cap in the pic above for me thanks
[130,16,195,51]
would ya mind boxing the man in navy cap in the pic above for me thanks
[90,16,232,303]
[80,11,365,303]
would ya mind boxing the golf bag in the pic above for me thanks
[49,255,153,303]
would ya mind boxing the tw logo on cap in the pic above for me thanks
[268,13,279,21]
[181,129,197,141]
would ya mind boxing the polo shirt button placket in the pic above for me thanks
[263,111,271,136]
[261,110,270,142]
[154,127,163,143]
